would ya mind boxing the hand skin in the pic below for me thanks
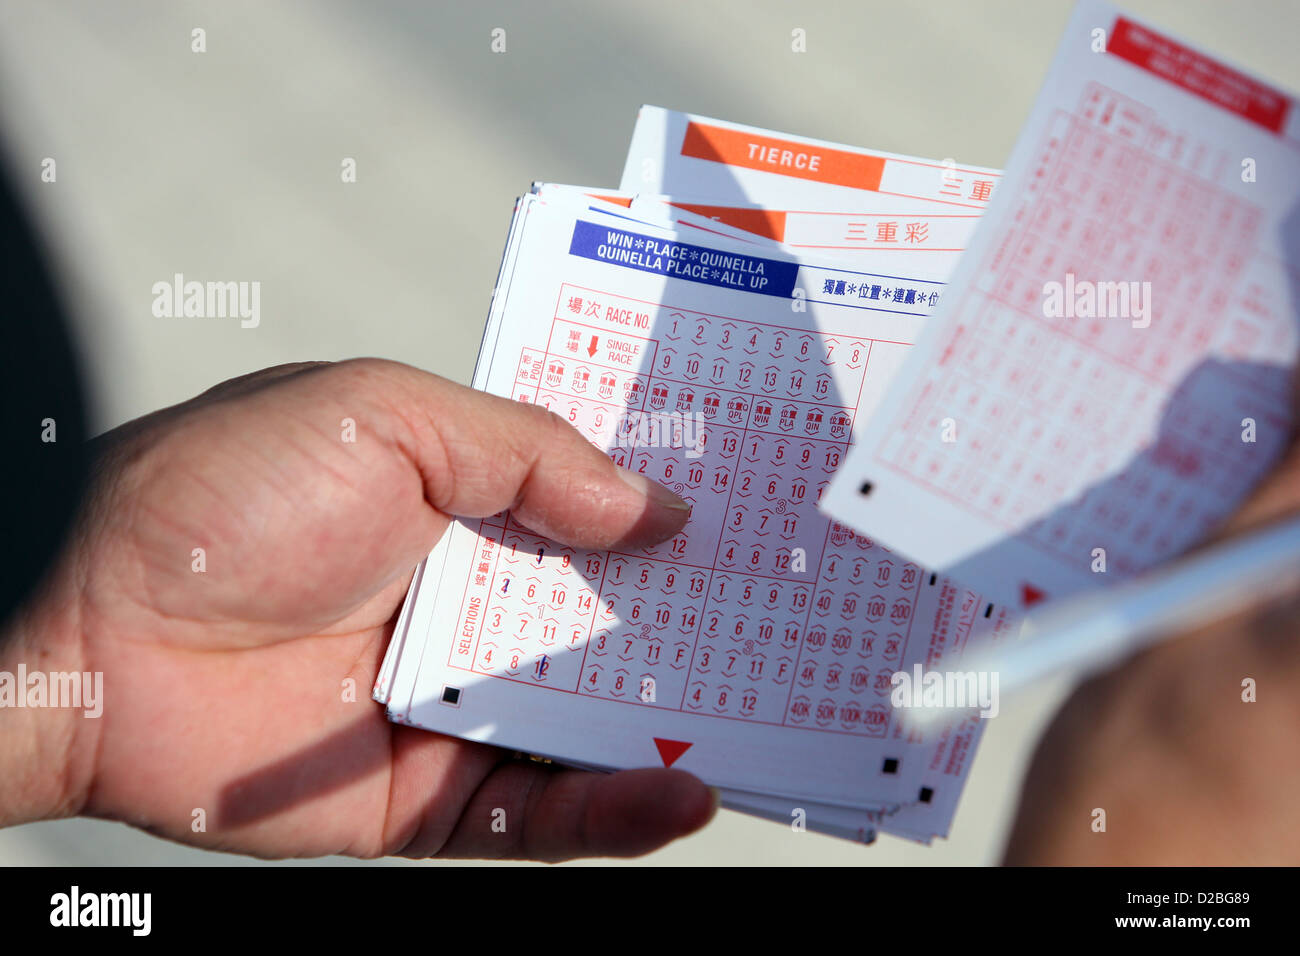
[1003,437,1300,865]
[0,359,717,861]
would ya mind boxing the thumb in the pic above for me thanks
[347,359,692,551]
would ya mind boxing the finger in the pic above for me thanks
[431,763,718,861]
[345,359,692,551]
[195,361,335,404]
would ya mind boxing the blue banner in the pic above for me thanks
[568,220,799,298]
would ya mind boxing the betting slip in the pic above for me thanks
[621,105,1002,213]
[376,175,1013,844]
[822,0,1300,610]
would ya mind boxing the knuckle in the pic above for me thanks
[329,357,406,390]
[526,402,581,445]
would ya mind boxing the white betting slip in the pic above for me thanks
[823,0,1300,610]
[379,187,1012,833]
[376,181,1011,843]
[538,181,987,268]
[621,106,1002,214]
[381,110,1025,842]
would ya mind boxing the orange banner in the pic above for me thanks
[680,121,886,191]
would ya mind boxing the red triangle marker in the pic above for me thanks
[1021,583,1047,607]
[653,738,692,767]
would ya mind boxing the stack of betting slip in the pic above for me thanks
[373,105,1010,846]
[377,0,1300,846]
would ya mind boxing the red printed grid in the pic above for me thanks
[447,283,985,737]
[873,82,1287,574]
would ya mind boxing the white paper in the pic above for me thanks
[823,0,1300,609]
[382,189,1007,814]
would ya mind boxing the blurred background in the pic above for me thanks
[1,0,1296,866]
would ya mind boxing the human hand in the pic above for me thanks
[0,359,715,860]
